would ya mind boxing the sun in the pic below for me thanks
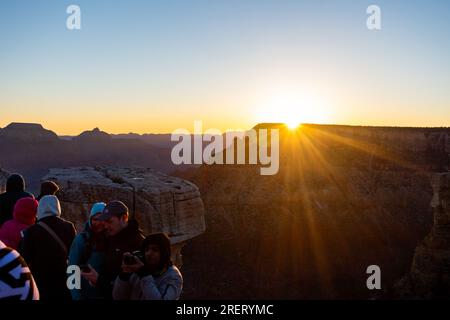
[255,91,330,127]
[286,120,300,129]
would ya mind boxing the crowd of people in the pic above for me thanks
[0,173,183,301]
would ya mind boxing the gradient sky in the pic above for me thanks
[1,0,450,134]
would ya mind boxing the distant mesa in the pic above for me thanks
[112,132,142,140]
[73,127,111,142]
[0,122,59,143]
[252,123,294,133]
[252,123,288,130]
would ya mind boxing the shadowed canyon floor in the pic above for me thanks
[178,125,450,299]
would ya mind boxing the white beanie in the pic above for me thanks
[37,195,61,220]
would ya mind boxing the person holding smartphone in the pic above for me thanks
[112,233,183,300]
[68,202,107,300]
[81,200,144,299]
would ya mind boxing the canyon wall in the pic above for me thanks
[394,172,450,298]
[179,125,450,299]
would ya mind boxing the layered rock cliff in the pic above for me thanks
[0,122,59,143]
[179,125,449,299]
[42,166,206,267]
[394,172,450,298]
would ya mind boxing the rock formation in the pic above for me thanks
[74,128,111,142]
[0,122,59,143]
[394,172,450,298]
[179,125,441,299]
[42,166,206,267]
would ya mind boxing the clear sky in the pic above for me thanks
[1,0,449,134]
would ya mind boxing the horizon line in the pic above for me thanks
[2,121,450,137]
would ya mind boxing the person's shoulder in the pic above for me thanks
[23,191,35,199]
[126,220,145,240]
[62,218,75,227]
[0,219,14,228]
[22,223,39,238]
[57,216,74,227]
[73,230,88,241]
[167,265,183,279]
[0,192,9,202]
[61,219,76,233]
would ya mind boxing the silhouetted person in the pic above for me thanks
[0,174,34,227]
[20,195,76,300]
[113,233,183,300]
[36,180,59,201]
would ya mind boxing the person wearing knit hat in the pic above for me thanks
[89,202,106,227]
[20,195,76,300]
[0,173,34,227]
[0,197,38,250]
[112,233,183,300]
[68,202,108,300]
[36,181,59,201]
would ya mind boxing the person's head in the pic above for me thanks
[142,233,172,272]
[98,200,129,236]
[6,174,26,193]
[37,195,61,220]
[13,197,38,226]
[89,202,106,233]
[37,181,59,201]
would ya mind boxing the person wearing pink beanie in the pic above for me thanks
[0,197,38,250]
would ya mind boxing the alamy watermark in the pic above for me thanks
[66,5,81,30]
[170,121,280,176]
[366,265,381,290]
[65,4,380,31]
[367,5,381,30]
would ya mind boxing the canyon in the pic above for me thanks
[178,124,450,299]
[1,123,450,299]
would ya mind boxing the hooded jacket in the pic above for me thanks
[0,174,34,226]
[113,265,182,300]
[20,196,76,301]
[0,197,38,250]
[36,181,59,201]
[112,233,183,300]
[68,202,107,300]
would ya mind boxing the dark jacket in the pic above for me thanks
[20,216,76,301]
[98,219,144,299]
[0,174,34,226]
